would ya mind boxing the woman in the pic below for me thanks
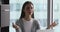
[13,1,57,32]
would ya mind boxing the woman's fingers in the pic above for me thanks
[47,22,57,29]
[12,23,16,28]
[51,22,57,27]
[12,23,19,30]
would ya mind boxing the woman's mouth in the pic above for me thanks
[28,12,31,13]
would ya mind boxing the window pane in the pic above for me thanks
[34,0,47,30]
[53,0,60,32]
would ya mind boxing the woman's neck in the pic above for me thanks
[24,15,32,21]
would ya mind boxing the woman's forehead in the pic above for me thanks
[25,4,34,7]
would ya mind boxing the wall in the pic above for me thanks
[1,4,10,27]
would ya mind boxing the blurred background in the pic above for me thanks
[0,0,60,32]
[9,0,60,32]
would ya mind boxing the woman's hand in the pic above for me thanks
[51,22,57,27]
[12,23,20,30]
[47,22,57,29]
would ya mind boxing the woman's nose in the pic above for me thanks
[28,8,32,11]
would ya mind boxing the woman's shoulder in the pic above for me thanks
[33,18,38,22]
[33,19,39,23]
[16,19,22,23]
[33,19,40,28]
[17,18,23,21]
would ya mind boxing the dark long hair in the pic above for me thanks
[19,1,34,20]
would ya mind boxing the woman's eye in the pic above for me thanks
[31,7,33,9]
[27,7,33,9]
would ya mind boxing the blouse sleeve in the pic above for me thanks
[16,20,19,26]
[34,19,40,30]
[36,21,40,30]
[15,20,21,32]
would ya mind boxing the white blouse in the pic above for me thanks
[22,18,33,32]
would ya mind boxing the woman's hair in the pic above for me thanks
[19,1,34,19]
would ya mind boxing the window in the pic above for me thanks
[53,0,60,32]
[34,0,47,29]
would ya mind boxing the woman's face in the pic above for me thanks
[24,4,34,16]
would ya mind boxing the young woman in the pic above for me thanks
[13,1,57,32]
